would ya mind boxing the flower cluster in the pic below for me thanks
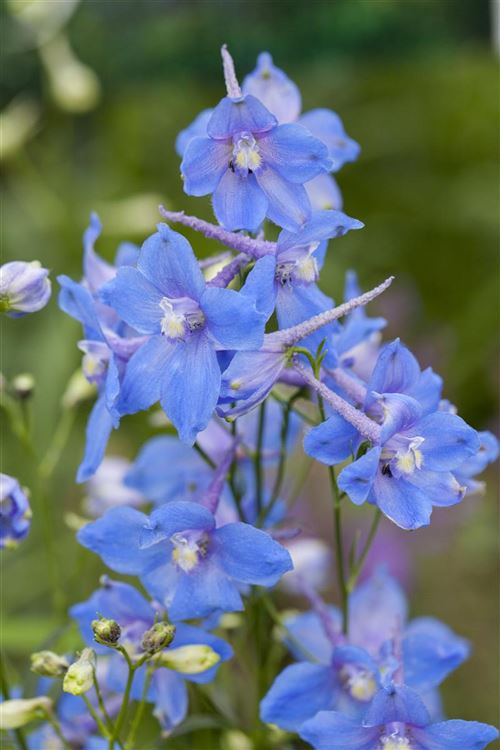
[1,46,497,750]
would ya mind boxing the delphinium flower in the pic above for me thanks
[70,578,232,732]
[299,683,498,750]
[260,570,469,732]
[100,222,268,444]
[0,260,51,317]
[58,213,146,481]
[180,46,331,232]
[301,340,481,529]
[83,456,145,516]
[0,473,32,548]
[242,52,360,212]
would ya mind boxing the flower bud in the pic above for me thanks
[0,261,51,317]
[0,473,32,549]
[12,373,35,400]
[141,622,176,654]
[92,617,121,647]
[30,650,69,677]
[155,644,220,674]
[63,648,96,695]
[0,697,53,729]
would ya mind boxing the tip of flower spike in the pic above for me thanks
[221,44,242,99]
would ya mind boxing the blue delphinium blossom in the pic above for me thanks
[100,223,267,444]
[58,214,145,481]
[305,340,479,529]
[180,48,331,233]
[70,578,232,732]
[299,684,498,750]
[77,500,292,620]
[0,474,32,548]
[260,570,469,732]
[1,261,51,317]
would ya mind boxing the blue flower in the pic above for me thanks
[101,223,267,444]
[0,474,31,548]
[299,684,498,750]
[77,501,293,620]
[260,571,468,732]
[1,261,51,317]
[180,61,331,232]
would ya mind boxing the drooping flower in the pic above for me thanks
[180,47,331,232]
[299,684,498,750]
[0,261,51,317]
[77,501,293,621]
[260,570,469,732]
[100,223,267,444]
[0,473,32,548]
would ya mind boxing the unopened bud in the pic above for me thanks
[63,648,96,695]
[92,617,121,646]
[0,697,53,729]
[30,650,69,677]
[12,373,35,400]
[155,644,220,674]
[141,622,176,654]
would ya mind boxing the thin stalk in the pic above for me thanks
[347,509,382,592]
[254,402,266,516]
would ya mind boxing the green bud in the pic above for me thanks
[63,648,96,696]
[141,622,176,654]
[30,650,69,677]
[0,697,53,729]
[155,644,220,674]
[92,617,121,646]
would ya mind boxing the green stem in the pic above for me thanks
[254,401,266,516]
[125,664,154,750]
[347,508,382,592]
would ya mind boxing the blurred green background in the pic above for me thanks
[1,0,499,746]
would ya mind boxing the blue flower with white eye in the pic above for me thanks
[77,501,292,621]
[260,571,469,732]
[101,223,267,445]
[299,684,498,750]
[180,48,331,233]
[58,214,145,482]
[0,474,31,548]
[305,340,478,529]
[1,261,51,317]
[70,578,232,732]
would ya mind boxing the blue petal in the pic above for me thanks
[260,662,336,731]
[181,136,230,195]
[77,507,164,575]
[338,447,381,505]
[258,124,330,183]
[138,224,206,302]
[213,522,292,586]
[255,166,311,230]
[241,52,301,124]
[240,254,277,320]
[410,412,480,471]
[304,414,360,465]
[100,267,164,334]
[298,108,361,171]
[160,332,221,444]
[176,108,213,157]
[300,711,380,750]
[212,168,268,232]
[118,335,175,415]
[349,570,408,654]
[201,286,266,350]
[403,617,470,692]
[362,685,430,728]
[207,95,277,139]
[277,209,364,253]
[76,394,115,483]
[412,720,499,750]
[371,471,433,530]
